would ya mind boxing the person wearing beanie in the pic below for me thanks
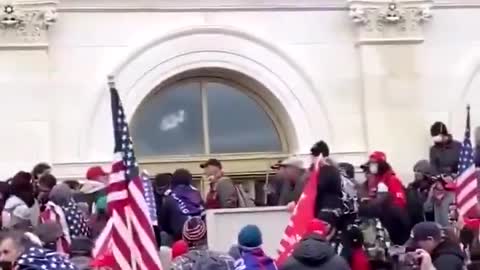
[429,121,461,174]
[405,160,433,227]
[182,216,207,247]
[281,219,350,270]
[171,217,235,270]
[159,169,205,242]
[228,225,278,270]
[171,240,189,260]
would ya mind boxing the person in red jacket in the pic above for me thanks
[366,151,407,209]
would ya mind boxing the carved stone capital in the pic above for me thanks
[348,0,433,45]
[0,0,59,48]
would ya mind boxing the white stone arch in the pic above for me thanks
[81,26,332,161]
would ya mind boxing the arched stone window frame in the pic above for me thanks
[130,71,289,158]
[82,26,331,176]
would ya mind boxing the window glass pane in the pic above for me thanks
[206,82,282,153]
[131,82,204,156]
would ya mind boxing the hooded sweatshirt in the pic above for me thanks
[159,184,205,241]
[280,234,350,270]
[431,240,465,270]
[229,245,277,270]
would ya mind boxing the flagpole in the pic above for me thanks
[108,75,115,87]
[108,75,136,270]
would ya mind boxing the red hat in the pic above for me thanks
[171,240,189,259]
[90,251,115,268]
[86,166,107,180]
[369,151,386,162]
[305,218,328,237]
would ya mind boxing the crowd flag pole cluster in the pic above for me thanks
[456,105,479,218]
[92,76,163,270]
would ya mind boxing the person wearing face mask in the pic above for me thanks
[429,121,462,175]
[365,151,407,209]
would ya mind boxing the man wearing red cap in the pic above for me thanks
[365,151,406,209]
[86,166,108,184]
[359,151,411,245]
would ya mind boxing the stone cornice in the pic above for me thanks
[56,0,480,12]
[0,0,58,49]
[58,0,347,12]
[348,0,433,45]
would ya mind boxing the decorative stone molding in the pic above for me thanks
[0,0,58,48]
[348,0,433,44]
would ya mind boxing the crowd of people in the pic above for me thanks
[0,121,479,270]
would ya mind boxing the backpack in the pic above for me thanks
[234,184,255,208]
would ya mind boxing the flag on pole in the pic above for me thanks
[276,158,322,266]
[141,170,158,226]
[456,105,479,218]
[92,78,162,270]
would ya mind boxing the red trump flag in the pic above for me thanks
[276,159,321,266]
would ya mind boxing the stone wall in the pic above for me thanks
[0,0,480,181]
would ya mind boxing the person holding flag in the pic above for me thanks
[276,140,349,266]
[91,77,163,270]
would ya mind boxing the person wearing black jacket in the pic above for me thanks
[409,222,465,270]
[358,185,411,246]
[310,141,344,221]
[281,219,350,270]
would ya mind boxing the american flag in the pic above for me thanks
[456,105,479,217]
[63,200,91,238]
[141,170,158,226]
[39,202,71,255]
[93,81,162,270]
[15,246,78,270]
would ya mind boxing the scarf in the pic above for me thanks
[235,247,277,270]
[170,185,205,217]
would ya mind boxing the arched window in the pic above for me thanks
[130,78,285,158]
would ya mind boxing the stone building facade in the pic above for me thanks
[1,0,479,182]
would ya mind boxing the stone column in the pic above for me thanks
[348,0,433,180]
[0,0,58,176]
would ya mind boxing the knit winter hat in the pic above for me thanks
[238,225,262,248]
[413,160,434,175]
[171,240,189,259]
[182,217,207,244]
